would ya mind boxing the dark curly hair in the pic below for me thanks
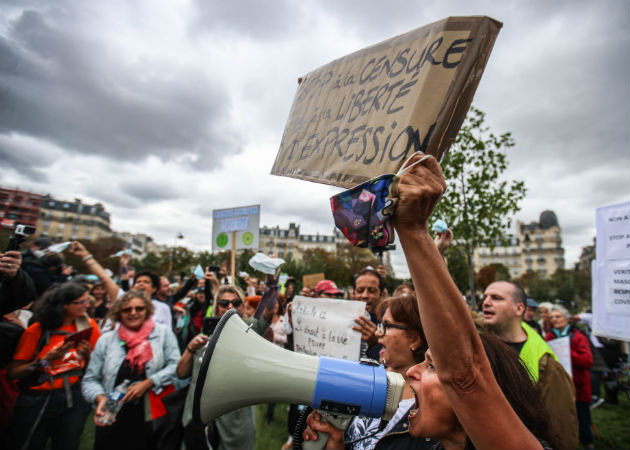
[33,282,89,330]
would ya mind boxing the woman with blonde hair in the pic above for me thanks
[82,290,180,449]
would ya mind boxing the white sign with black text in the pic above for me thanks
[292,296,366,360]
[593,201,630,341]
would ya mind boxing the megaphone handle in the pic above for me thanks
[302,411,351,450]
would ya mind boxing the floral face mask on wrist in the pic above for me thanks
[330,152,431,249]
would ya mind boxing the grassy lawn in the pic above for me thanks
[79,403,291,449]
[588,391,630,450]
[255,403,291,450]
[78,398,628,449]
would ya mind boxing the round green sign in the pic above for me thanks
[242,232,254,246]
[216,233,229,248]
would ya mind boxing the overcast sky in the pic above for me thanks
[1,0,628,278]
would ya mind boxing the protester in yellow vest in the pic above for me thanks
[482,281,578,450]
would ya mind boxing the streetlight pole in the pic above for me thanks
[169,232,184,276]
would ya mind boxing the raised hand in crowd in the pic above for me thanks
[0,250,22,278]
[376,264,387,280]
[393,154,549,450]
[204,268,220,292]
[119,252,131,270]
[352,313,378,348]
[68,241,119,302]
[176,333,209,378]
[434,228,453,256]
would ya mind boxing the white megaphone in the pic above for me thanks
[194,309,405,449]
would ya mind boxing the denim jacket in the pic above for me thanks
[82,322,180,405]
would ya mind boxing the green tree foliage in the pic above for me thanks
[476,263,511,293]
[268,247,380,292]
[196,250,228,271]
[65,237,126,273]
[443,245,470,294]
[432,107,527,305]
[516,268,591,308]
[280,253,306,289]
[135,252,161,273]
[166,246,195,276]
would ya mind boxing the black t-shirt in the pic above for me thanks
[506,339,527,355]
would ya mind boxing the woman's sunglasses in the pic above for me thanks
[218,298,243,308]
[121,306,146,314]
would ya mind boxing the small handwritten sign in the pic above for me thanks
[271,16,502,188]
[302,273,325,289]
[292,296,366,360]
[547,336,572,377]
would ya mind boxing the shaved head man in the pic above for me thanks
[482,281,578,450]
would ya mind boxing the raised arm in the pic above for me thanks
[393,154,540,450]
[68,241,120,302]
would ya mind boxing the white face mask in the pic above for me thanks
[248,253,285,275]
[47,241,71,253]
[33,250,46,259]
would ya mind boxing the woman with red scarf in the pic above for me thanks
[82,290,180,449]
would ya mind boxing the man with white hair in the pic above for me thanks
[538,301,554,335]
[482,281,578,450]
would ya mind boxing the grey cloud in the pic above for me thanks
[477,3,629,174]
[119,180,183,203]
[0,136,55,181]
[0,7,241,170]
[190,0,304,40]
[0,148,49,181]
[194,207,213,219]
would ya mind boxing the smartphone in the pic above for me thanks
[63,328,93,346]
[201,317,220,336]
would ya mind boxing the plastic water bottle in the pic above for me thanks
[97,379,130,425]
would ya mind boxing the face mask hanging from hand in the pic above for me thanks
[330,152,431,249]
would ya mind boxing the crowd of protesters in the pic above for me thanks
[1,172,628,450]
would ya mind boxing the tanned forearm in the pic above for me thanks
[397,229,482,379]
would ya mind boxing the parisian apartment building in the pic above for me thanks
[473,210,565,279]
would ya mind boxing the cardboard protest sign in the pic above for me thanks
[547,336,572,377]
[292,296,365,360]
[302,272,325,289]
[271,16,502,188]
[593,202,630,341]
